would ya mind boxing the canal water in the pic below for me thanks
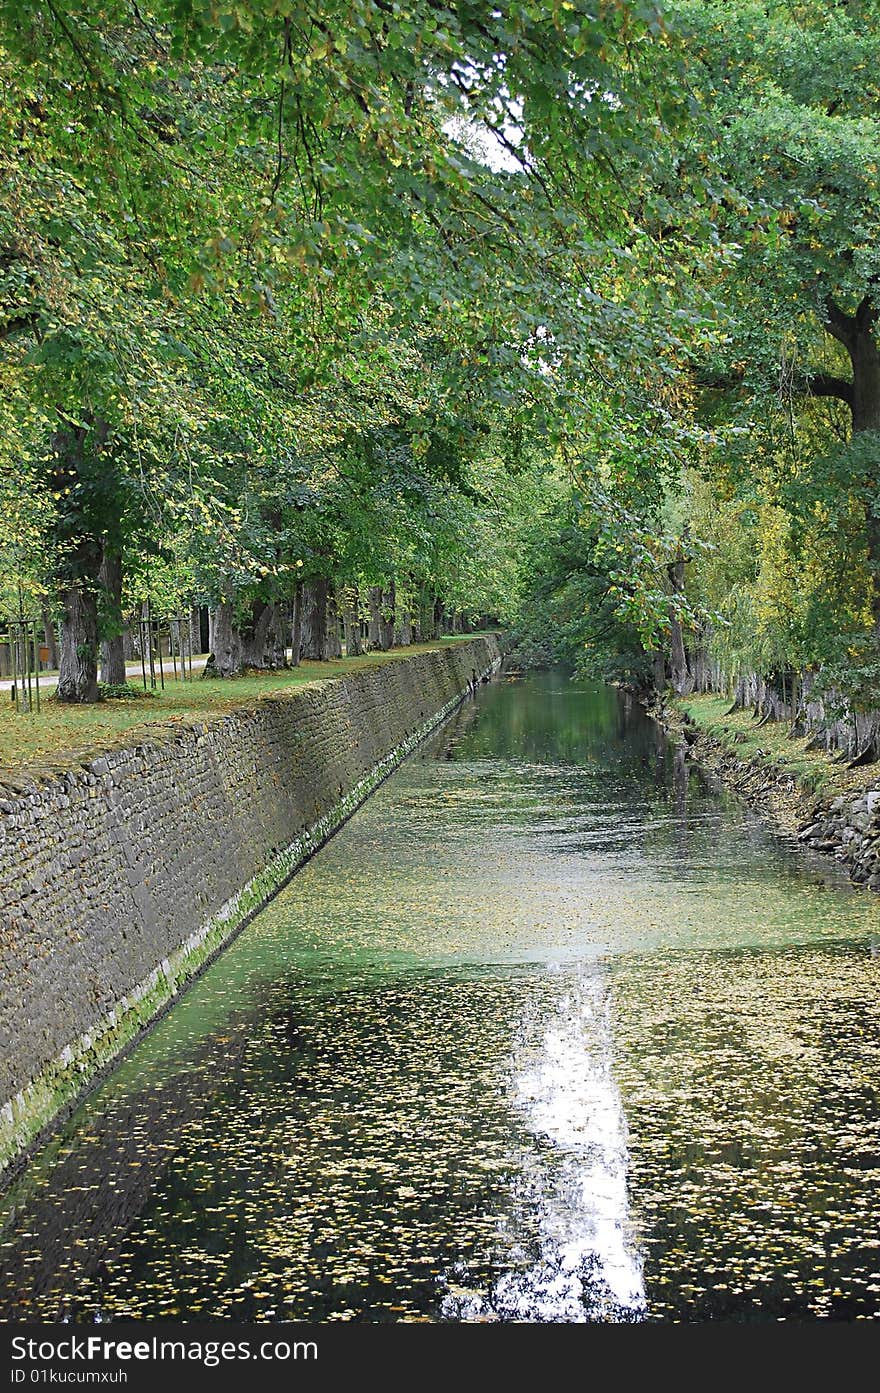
[2,670,879,1322]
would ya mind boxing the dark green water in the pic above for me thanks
[2,670,880,1322]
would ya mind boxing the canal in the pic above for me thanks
[1,669,879,1322]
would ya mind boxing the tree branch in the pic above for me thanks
[824,295,856,349]
[807,374,854,407]
[856,293,878,333]
[694,364,854,409]
[270,77,285,204]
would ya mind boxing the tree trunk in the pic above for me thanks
[290,582,303,667]
[652,650,666,692]
[853,332,880,628]
[394,582,412,644]
[238,599,280,669]
[326,586,343,658]
[342,587,363,656]
[57,579,100,702]
[667,551,694,696]
[99,549,126,685]
[379,577,395,651]
[824,297,880,626]
[301,578,330,660]
[850,320,880,436]
[368,586,382,649]
[400,575,416,644]
[202,599,242,678]
[418,590,436,640]
[51,417,109,703]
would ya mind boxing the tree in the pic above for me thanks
[668,0,880,614]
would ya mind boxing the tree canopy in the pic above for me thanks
[0,1,878,724]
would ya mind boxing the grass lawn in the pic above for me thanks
[676,692,839,797]
[0,634,494,779]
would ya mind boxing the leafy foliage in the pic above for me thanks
[1,1,878,713]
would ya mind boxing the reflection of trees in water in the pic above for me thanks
[448,672,685,800]
[672,745,691,852]
[0,1019,253,1320]
[433,691,482,759]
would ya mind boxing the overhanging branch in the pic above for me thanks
[807,374,854,407]
[693,365,854,409]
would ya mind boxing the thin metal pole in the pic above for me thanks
[33,619,40,713]
[25,619,34,715]
[16,583,25,714]
[156,620,164,690]
[11,622,19,713]
[146,600,156,690]
[170,618,178,682]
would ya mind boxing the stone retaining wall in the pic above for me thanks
[797,791,880,889]
[0,636,501,1176]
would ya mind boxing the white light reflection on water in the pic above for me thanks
[441,971,645,1323]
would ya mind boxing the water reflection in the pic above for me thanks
[441,972,645,1322]
[1,670,879,1322]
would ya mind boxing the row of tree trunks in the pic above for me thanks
[197,575,441,679]
[673,650,880,764]
[55,556,441,701]
[203,580,350,674]
[58,560,456,698]
[203,599,286,677]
